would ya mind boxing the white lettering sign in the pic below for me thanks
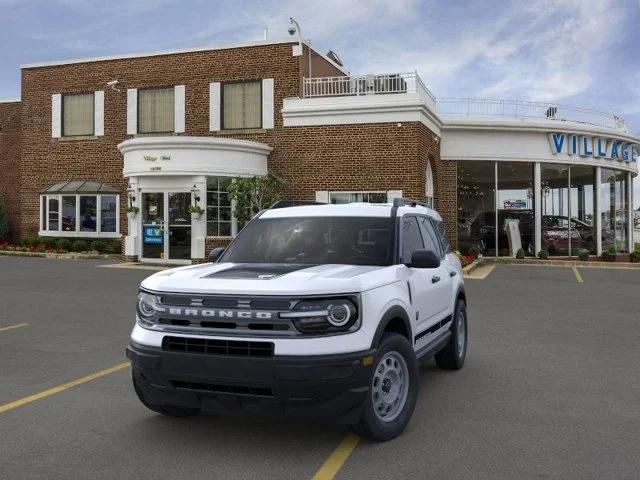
[548,133,638,163]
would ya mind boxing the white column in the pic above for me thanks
[595,167,602,256]
[125,177,139,258]
[191,176,207,260]
[534,162,541,255]
[628,171,634,253]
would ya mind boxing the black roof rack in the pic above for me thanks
[269,200,327,209]
[392,197,429,208]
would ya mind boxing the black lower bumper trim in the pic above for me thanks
[126,341,375,424]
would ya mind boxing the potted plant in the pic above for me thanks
[126,206,139,218]
[537,249,549,260]
[187,204,205,218]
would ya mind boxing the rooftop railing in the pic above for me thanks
[435,98,628,132]
[302,72,436,107]
[301,74,628,133]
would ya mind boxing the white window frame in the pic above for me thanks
[53,91,104,138]
[328,191,389,204]
[39,194,120,238]
[205,176,236,237]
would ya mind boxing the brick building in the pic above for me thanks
[0,37,638,262]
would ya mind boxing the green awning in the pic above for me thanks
[41,181,120,194]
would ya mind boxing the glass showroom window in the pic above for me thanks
[569,165,596,255]
[497,162,534,256]
[329,192,388,204]
[138,88,175,133]
[541,164,569,256]
[40,194,119,236]
[206,177,233,236]
[222,81,261,130]
[600,168,629,253]
[62,93,94,136]
[457,161,496,256]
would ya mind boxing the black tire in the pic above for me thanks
[354,333,419,442]
[132,371,200,418]
[435,299,467,370]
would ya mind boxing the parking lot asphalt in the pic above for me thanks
[1,257,639,480]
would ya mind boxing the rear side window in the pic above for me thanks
[433,219,452,254]
[418,217,442,257]
[401,216,424,263]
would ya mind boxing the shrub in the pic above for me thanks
[468,246,480,258]
[537,249,549,260]
[107,241,122,254]
[90,240,107,253]
[57,238,72,251]
[40,237,58,249]
[71,239,88,252]
[577,249,590,261]
[515,248,525,259]
[629,252,639,263]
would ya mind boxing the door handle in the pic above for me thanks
[449,271,457,277]
[431,275,441,284]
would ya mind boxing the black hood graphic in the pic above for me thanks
[205,263,317,280]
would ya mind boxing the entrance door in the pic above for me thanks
[141,192,192,262]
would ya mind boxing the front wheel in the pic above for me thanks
[435,299,467,370]
[354,333,419,441]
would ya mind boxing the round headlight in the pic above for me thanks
[137,292,160,321]
[327,303,353,327]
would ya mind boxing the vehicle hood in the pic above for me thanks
[140,262,399,295]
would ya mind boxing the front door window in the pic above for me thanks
[141,192,192,261]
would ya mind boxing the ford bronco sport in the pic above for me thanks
[127,198,467,441]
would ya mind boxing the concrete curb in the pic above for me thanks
[483,257,640,269]
[0,250,120,260]
[462,257,487,275]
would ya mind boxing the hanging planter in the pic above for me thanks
[126,206,139,219]
[187,204,205,219]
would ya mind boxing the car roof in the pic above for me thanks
[260,202,443,221]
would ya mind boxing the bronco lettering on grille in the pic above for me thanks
[156,306,275,320]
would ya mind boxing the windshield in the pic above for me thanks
[220,216,393,266]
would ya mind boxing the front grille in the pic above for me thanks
[159,294,292,310]
[171,380,274,397]
[162,336,274,357]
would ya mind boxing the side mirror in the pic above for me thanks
[208,247,226,263]
[406,249,440,269]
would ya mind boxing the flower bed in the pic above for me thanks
[455,251,476,268]
[0,237,121,255]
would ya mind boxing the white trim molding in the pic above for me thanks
[119,136,271,178]
[51,94,62,138]
[174,85,186,133]
[262,78,274,129]
[94,90,104,136]
[127,88,137,135]
[209,82,221,131]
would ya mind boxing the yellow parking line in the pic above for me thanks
[572,266,584,284]
[311,433,360,480]
[0,323,28,333]
[0,362,130,414]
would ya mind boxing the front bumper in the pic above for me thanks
[126,341,375,424]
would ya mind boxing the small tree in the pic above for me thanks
[0,192,9,241]
[226,174,288,225]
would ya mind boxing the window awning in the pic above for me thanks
[41,181,120,194]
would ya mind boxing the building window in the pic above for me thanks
[222,81,261,130]
[138,88,175,133]
[62,93,94,136]
[329,192,388,204]
[40,194,119,237]
[425,161,434,208]
[601,168,629,253]
[206,177,233,236]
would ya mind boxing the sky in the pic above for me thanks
[0,0,639,205]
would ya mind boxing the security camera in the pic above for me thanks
[107,80,118,86]
[288,25,297,36]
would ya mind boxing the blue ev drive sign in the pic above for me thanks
[144,226,163,245]
[548,132,638,163]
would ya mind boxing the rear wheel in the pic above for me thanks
[354,333,418,441]
[435,299,467,370]
[132,371,200,417]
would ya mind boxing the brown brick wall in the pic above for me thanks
[0,101,21,240]
[16,42,448,255]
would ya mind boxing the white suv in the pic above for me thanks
[127,199,467,441]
